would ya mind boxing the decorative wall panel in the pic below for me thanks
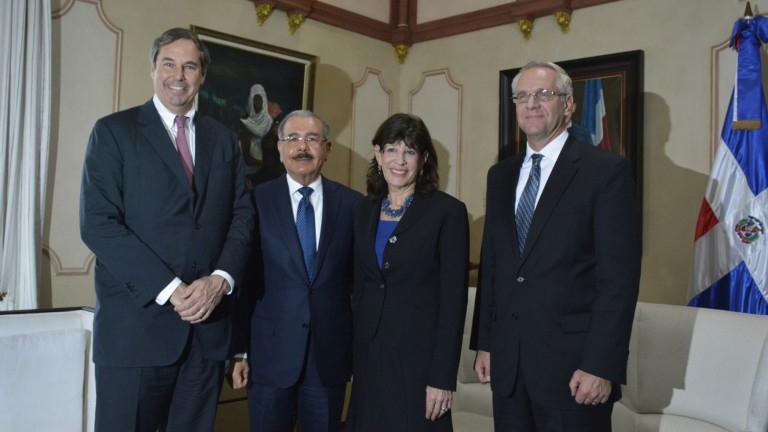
[409,69,462,198]
[47,0,121,274]
[350,68,392,192]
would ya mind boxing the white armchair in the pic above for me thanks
[614,302,768,431]
[0,308,95,432]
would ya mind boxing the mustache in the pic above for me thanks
[292,151,314,160]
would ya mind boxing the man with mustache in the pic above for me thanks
[80,28,254,431]
[229,110,362,432]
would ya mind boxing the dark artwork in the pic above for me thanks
[499,50,644,206]
[193,27,315,189]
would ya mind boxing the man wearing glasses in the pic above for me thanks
[229,110,362,432]
[473,62,641,431]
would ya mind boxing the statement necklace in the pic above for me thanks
[382,194,414,218]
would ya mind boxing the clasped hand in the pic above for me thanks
[425,386,452,421]
[170,275,228,324]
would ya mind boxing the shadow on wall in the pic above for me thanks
[431,137,485,286]
[430,138,451,194]
[642,92,709,305]
[313,63,355,187]
[468,213,484,287]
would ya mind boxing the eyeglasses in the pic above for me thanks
[280,135,326,146]
[512,89,569,104]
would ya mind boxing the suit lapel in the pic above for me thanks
[363,197,383,275]
[138,101,194,199]
[313,177,336,283]
[391,191,431,237]
[193,115,213,197]
[268,175,308,281]
[521,137,580,258]
[503,156,524,256]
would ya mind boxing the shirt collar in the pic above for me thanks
[286,174,323,197]
[525,129,568,162]
[152,95,196,131]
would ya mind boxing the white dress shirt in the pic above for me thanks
[515,130,569,212]
[151,95,234,304]
[286,174,324,248]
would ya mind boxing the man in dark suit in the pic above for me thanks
[473,61,641,431]
[79,28,254,432]
[229,110,362,432]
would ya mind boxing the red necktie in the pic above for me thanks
[175,115,194,185]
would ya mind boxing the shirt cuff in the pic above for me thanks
[156,277,182,305]
[212,270,235,295]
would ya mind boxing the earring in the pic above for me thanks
[418,169,424,181]
[378,165,382,175]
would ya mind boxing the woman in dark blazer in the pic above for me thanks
[346,113,469,431]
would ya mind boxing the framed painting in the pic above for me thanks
[499,50,644,200]
[191,26,317,189]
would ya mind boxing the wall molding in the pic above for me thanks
[43,245,94,276]
[252,0,620,59]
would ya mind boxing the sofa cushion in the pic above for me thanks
[453,287,494,431]
[613,401,728,432]
[0,329,87,432]
[622,302,768,431]
[453,411,495,431]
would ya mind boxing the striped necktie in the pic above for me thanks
[516,153,543,254]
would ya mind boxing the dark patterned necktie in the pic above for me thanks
[516,153,543,254]
[296,187,316,282]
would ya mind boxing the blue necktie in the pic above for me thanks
[516,154,543,254]
[296,187,316,282]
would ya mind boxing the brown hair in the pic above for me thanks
[366,113,439,199]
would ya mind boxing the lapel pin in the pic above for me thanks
[389,236,397,244]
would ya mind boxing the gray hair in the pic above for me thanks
[277,110,331,141]
[149,28,211,73]
[511,61,573,95]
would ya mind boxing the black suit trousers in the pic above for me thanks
[95,331,224,432]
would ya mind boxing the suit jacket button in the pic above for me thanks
[302,323,310,329]
[379,284,385,289]
[516,276,525,283]
[512,313,519,320]
[194,223,201,230]
[310,289,315,295]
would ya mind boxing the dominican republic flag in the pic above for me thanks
[688,15,768,314]
[580,79,612,151]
